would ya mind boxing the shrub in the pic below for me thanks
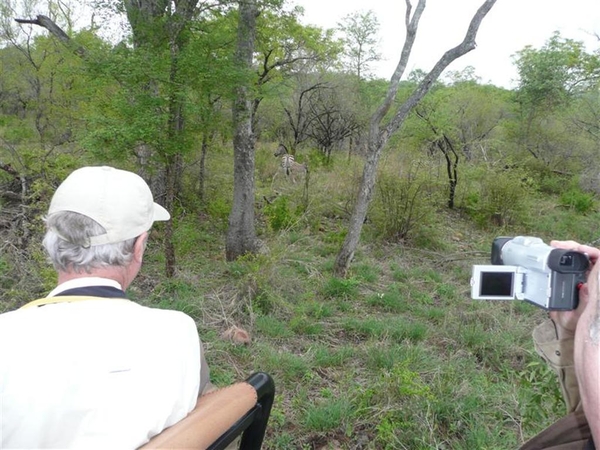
[264,195,296,231]
[369,164,443,245]
[463,167,533,228]
[559,188,595,213]
[173,216,219,257]
[306,148,333,169]
[206,196,231,223]
[518,158,562,195]
[0,255,14,291]
[579,166,600,196]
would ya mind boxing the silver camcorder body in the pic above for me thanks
[471,236,589,310]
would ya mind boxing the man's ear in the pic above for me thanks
[134,232,149,263]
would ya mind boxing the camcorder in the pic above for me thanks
[471,236,589,310]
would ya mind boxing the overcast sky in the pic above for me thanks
[293,0,600,88]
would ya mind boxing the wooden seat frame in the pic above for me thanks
[140,372,275,450]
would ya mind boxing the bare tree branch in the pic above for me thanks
[370,0,426,136]
[384,0,497,143]
[14,15,86,57]
[334,0,498,276]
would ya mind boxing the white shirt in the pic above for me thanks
[0,282,201,449]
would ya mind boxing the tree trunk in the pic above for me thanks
[164,37,185,277]
[198,133,210,203]
[164,156,177,277]
[334,0,497,277]
[435,136,460,209]
[226,0,260,261]
[442,135,459,209]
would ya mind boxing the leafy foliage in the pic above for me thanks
[559,187,596,213]
[369,161,443,246]
[337,9,382,80]
[264,195,295,231]
[463,166,535,228]
[515,32,600,109]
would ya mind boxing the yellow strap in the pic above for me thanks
[20,296,126,309]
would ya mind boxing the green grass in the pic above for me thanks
[302,397,356,432]
[3,150,588,449]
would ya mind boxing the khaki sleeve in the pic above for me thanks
[199,342,217,395]
[532,319,581,413]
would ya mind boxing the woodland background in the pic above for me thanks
[1,0,600,448]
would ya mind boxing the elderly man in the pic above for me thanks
[0,166,210,449]
[520,240,599,449]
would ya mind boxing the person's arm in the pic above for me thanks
[534,240,600,412]
[199,347,216,395]
[532,318,580,412]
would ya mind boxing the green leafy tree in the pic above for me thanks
[337,9,382,81]
[0,1,96,299]
[512,32,600,170]
[13,0,236,276]
[180,9,238,202]
[1,5,92,237]
[514,32,600,110]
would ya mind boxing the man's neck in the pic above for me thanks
[57,266,128,289]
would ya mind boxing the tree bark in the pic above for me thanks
[226,0,260,261]
[198,133,210,203]
[334,0,498,277]
[439,135,459,209]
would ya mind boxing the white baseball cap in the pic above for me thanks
[48,166,170,246]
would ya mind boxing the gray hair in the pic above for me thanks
[43,211,138,273]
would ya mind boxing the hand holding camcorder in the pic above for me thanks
[471,236,590,310]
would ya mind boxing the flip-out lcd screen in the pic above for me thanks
[480,271,513,296]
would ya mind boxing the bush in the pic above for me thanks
[559,188,595,214]
[518,158,563,195]
[369,164,443,245]
[206,196,231,223]
[264,195,296,231]
[463,167,533,228]
[579,166,600,196]
[306,148,333,170]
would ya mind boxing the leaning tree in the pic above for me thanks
[334,0,498,277]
